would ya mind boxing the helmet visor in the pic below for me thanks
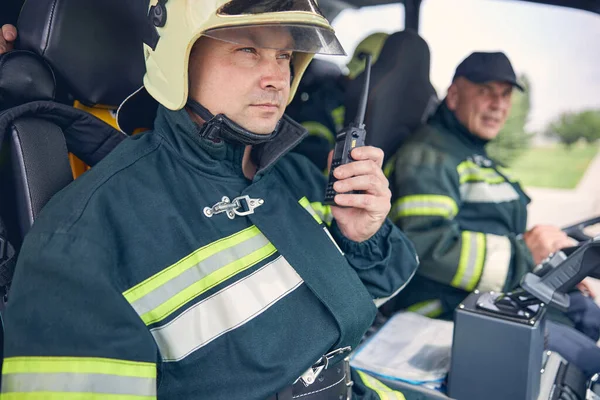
[217,0,325,17]
[204,24,346,56]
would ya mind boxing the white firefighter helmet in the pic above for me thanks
[141,0,345,111]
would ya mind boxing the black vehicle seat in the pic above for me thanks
[0,50,72,243]
[16,0,147,177]
[0,0,146,256]
[343,29,438,161]
[0,0,147,377]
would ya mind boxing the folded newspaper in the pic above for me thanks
[350,312,454,388]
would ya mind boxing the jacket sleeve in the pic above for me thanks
[390,157,534,293]
[284,153,419,305]
[2,231,158,399]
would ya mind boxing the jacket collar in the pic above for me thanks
[152,105,308,179]
[429,101,489,155]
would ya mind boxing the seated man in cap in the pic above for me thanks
[383,51,600,376]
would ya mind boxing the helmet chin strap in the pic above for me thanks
[186,99,280,146]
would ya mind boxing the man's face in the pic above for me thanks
[446,78,514,140]
[188,28,293,134]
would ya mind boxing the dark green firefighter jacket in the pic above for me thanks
[383,102,534,320]
[2,105,418,399]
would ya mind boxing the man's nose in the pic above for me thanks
[489,93,507,110]
[259,58,289,91]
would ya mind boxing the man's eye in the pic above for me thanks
[278,52,292,60]
[238,47,257,55]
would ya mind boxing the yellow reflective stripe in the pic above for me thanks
[298,197,323,224]
[467,233,486,290]
[2,357,156,399]
[151,256,303,362]
[301,121,335,146]
[451,231,486,291]
[123,226,261,303]
[310,201,333,226]
[1,394,152,400]
[356,371,406,400]
[332,105,345,131]
[498,166,519,183]
[383,154,397,178]
[139,242,276,325]
[406,299,444,318]
[456,160,479,174]
[3,357,155,378]
[391,195,458,222]
[459,173,505,185]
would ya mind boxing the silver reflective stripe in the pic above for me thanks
[460,182,520,203]
[152,256,303,362]
[477,234,512,292]
[2,373,156,396]
[323,227,344,256]
[130,233,270,317]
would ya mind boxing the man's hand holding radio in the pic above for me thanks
[328,146,391,242]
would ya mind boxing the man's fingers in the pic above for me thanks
[2,24,17,42]
[333,159,385,181]
[350,146,384,168]
[333,175,390,197]
[334,193,389,212]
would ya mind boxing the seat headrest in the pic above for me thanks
[0,50,56,112]
[344,30,438,158]
[299,59,343,89]
[16,0,147,108]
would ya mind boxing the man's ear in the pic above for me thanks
[446,83,459,111]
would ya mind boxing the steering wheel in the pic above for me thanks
[563,216,600,243]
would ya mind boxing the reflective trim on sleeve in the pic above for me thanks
[2,357,156,399]
[301,121,335,146]
[151,256,303,362]
[123,226,277,325]
[477,233,512,292]
[406,299,444,318]
[390,195,458,222]
[451,231,486,291]
[356,370,406,400]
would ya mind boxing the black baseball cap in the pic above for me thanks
[453,52,524,91]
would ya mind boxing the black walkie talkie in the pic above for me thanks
[324,53,373,206]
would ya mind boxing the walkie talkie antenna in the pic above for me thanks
[354,53,373,128]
